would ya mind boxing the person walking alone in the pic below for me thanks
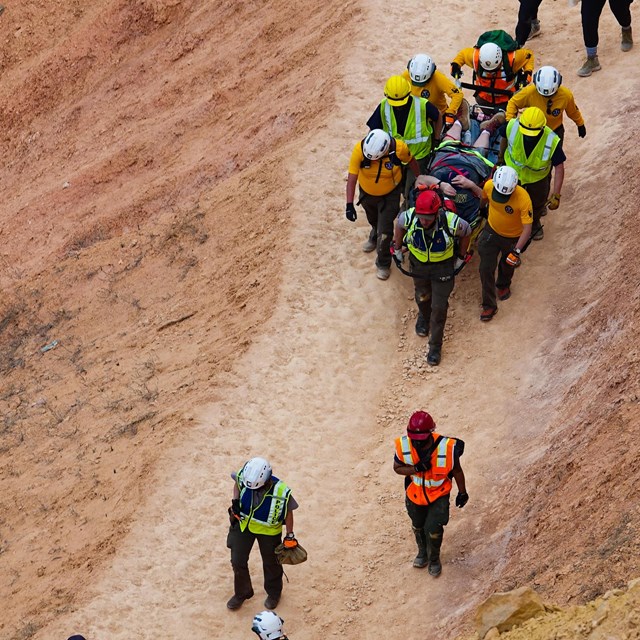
[393,411,468,576]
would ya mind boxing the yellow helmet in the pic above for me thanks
[519,106,546,136]
[384,75,411,106]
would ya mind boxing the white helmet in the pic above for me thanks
[478,43,502,71]
[493,166,519,196]
[533,65,562,96]
[362,129,391,160]
[242,457,272,489]
[252,611,285,640]
[408,53,436,86]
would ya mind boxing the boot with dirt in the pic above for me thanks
[622,26,633,52]
[480,111,505,135]
[457,99,471,132]
[412,527,428,568]
[427,532,443,577]
[528,19,541,40]
[577,55,601,77]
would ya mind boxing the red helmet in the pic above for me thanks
[407,411,436,440]
[415,189,442,215]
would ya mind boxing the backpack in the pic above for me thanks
[475,30,520,79]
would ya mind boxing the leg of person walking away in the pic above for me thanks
[477,226,500,319]
[515,0,543,45]
[428,261,455,366]
[227,525,257,609]
[610,0,633,50]
[257,533,283,609]
[495,239,518,299]
[424,495,450,577]
[360,190,380,254]
[525,174,551,240]
[579,0,607,76]
[406,498,429,568]
[375,184,402,279]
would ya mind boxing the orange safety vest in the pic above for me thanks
[394,433,456,505]
[472,48,516,104]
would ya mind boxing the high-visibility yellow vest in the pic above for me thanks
[404,209,459,263]
[505,119,560,185]
[237,476,291,536]
[381,96,433,160]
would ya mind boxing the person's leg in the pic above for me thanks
[413,271,433,337]
[610,0,633,50]
[428,262,455,355]
[525,174,551,238]
[515,0,542,45]
[424,495,451,576]
[495,237,518,291]
[228,526,256,606]
[257,532,284,605]
[376,185,402,269]
[359,189,380,252]
[477,226,500,311]
[582,0,607,48]
[406,498,429,568]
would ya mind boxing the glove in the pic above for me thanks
[390,242,405,265]
[444,113,456,126]
[515,70,532,90]
[414,458,431,473]
[578,124,587,138]
[228,498,241,526]
[450,62,462,79]
[505,248,522,268]
[546,193,561,210]
[345,203,357,222]
[455,492,469,508]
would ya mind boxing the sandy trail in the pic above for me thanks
[33,0,633,638]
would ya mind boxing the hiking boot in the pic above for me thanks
[480,111,505,134]
[428,558,442,577]
[622,27,633,52]
[226,591,254,610]
[264,594,280,610]
[362,238,376,253]
[413,553,428,568]
[415,313,428,337]
[458,99,471,131]
[427,347,441,366]
[497,287,511,301]
[529,19,541,40]
[480,307,497,322]
[577,55,601,77]
[376,266,390,280]
[532,226,544,241]
[540,205,548,217]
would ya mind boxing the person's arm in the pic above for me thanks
[451,459,466,494]
[454,217,472,255]
[451,48,473,75]
[442,73,463,114]
[393,458,418,476]
[346,172,358,205]
[505,93,521,122]
[415,174,456,196]
[515,223,532,251]
[284,507,294,535]
[407,157,421,178]
[516,48,535,74]
[451,175,488,205]
[552,162,565,196]
[393,214,407,251]
[564,91,585,127]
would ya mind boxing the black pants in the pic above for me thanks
[405,495,450,561]
[582,0,632,47]
[227,524,283,599]
[523,174,551,233]
[360,185,402,268]
[409,256,455,349]
[516,0,543,45]
[477,225,519,310]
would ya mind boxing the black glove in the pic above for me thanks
[414,458,431,473]
[346,203,357,222]
[228,498,241,525]
[577,124,586,138]
[515,70,532,90]
[455,492,469,508]
[450,62,462,79]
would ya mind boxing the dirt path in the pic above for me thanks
[32,0,633,638]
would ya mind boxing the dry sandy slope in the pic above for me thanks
[1,0,639,639]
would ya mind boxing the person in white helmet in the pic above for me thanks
[401,53,466,130]
[346,129,421,280]
[506,66,586,141]
[451,35,534,113]
[472,165,533,321]
[226,458,299,612]
[252,610,289,640]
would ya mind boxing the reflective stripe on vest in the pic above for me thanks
[505,119,559,185]
[395,434,455,505]
[381,97,433,160]
[472,49,516,102]
[238,476,291,535]
[404,209,458,263]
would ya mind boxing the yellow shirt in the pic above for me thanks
[505,84,585,131]
[452,47,534,75]
[348,139,413,196]
[483,180,533,238]
[401,69,463,115]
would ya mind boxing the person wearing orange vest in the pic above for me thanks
[451,42,534,111]
[393,411,467,576]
